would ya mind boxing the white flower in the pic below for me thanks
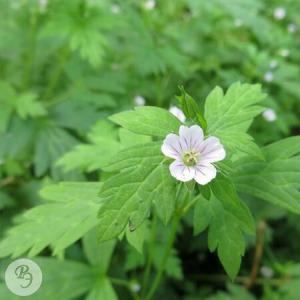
[143,0,156,10]
[263,108,277,122]
[269,60,278,69]
[273,7,286,20]
[111,4,121,14]
[263,71,274,83]
[161,125,226,185]
[38,0,48,13]
[260,266,274,278]
[169,106,186,123]
[10,0,21,10]
[279,48,289,57]
[234,19,243,27]
[134,95,146,106]
[130,283,141,293]
[288,23,297,33]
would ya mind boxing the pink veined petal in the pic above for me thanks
[169,160,195,182]
[198,136,226,163]
[161,133,182,159]
[194,163,217,185]
[179,125,204,152]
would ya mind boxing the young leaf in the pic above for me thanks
[177,86,207,130]
[85,278,118,300]
[234,136,300,214]
[14,92,46,119]
[194,177,254,280]
[97,142,177,242]
[125,220,150,254]
[204,82,266,159]
[109,106,181,137]
[0,183,101,258]
[83,228,116,272]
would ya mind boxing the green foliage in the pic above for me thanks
[234,136,300,214]
[97,142,177,242]
[1,1,300,299]
[0,183,100,257]
[109,106,182,137]
[194,177,254,279]
[205,82,266,159]
[176,86,207,130]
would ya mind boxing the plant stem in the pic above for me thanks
[23,9,37,89]
[142,214,158,296]
[145,212,181,300]
[245,220,267,289]
[43,45,70,100]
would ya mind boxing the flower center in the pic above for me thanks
[182,151,198,167]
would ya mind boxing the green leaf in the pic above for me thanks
[57,121,151,173]
[14,92,46,119]
[206,284,256,300]
[0,257,94,300]
[234,136,300,214]
[204,82,266,159]
[0,182,101,258]
[153,246,183,280]
[34,123,79,179]
[83,228,116,272]
[109,107,181,137]
[177,86,207,130]
[194,177,254,280]
[57,121,121,172]
[126,220,150,254]
[97,142,177,242]
[153,165,177,225]
[86,277,118,300]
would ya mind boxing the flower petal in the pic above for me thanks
[161,133,182,159]
[194,163,217,185]
[198,137,226,163]
[179,125,204,151]
[169,160,195,182]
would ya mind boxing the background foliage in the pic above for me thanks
[0,0,300,299]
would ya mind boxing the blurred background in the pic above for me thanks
[0,0,300,299]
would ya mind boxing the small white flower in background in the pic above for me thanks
[234,19,243,27]
[143,0,156,10]
[111,63,120,70]
[169,106,186,123]
[263,71,274,83]
[269,60,278,69]
[263,108,277,122]
[38,0,48,13]
[288,23,297,33]
[134,95,146,106]
[260,266,274,278]
[273,7,286,20]
[161,125,226,185]
[130,283,141,293]
[279,48,289,57]
[10,0,21,10]
[111,3,121,14]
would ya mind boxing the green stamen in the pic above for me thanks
[183,151,198,167]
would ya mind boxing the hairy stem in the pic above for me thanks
[141,214,158,296]
[245,220,267,288]
[145,212,181,300]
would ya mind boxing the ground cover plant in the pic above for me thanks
[0,0,300,299]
